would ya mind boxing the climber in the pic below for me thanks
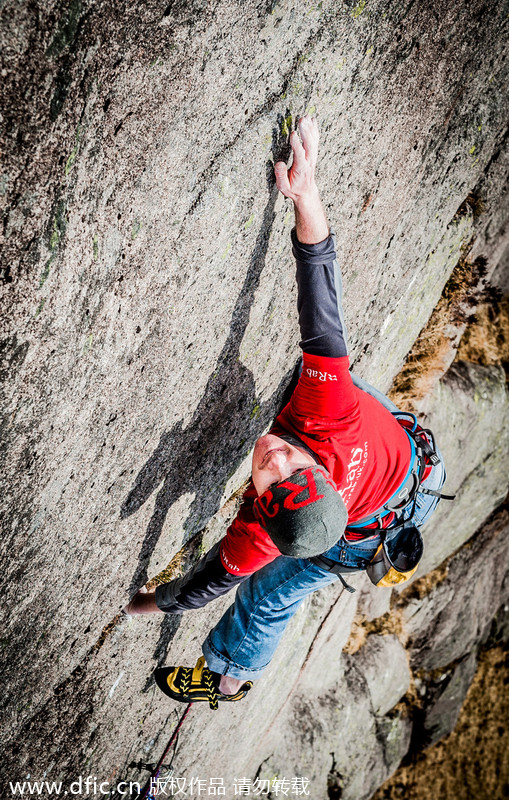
[124,115,448,710]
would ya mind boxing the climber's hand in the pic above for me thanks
[123,586,162,615]
[274,115,320,202]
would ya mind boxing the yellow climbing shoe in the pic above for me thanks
[154,656,252,710]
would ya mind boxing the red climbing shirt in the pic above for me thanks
[220,352,412,575]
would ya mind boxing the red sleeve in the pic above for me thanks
[288,352,358,425]
[220,482,281,576]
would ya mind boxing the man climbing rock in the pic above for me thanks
[125,116,448,710]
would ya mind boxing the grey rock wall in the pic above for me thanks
[1,0,508,797]
[410,360,509,576]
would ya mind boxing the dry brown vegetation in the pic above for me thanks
[371,646,509,800]
[344,605,408,655]
[396,561,450,604]
[388,252,488,410]
[457,294,509,377]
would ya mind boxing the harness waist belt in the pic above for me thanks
[310,554,364,573]
[309,554,362,593]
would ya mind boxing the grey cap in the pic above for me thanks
[254,466,348,558]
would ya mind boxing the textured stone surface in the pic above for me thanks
[421,650,478,747]
[353,634,411,717]
[357,580,393,622]
[252,651,413,800]
[1,0,509,796]
[403,510,509,672]
[411,361,509,577]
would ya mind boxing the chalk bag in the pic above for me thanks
[366,523,424,587]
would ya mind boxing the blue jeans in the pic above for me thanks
[202,536,381,681]
[202,378,445,681]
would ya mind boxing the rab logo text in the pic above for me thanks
[306,368,338,382]
[221,550,240,572]
[255,492,280,519]
[254,466,335,525]
[339,443,368,505]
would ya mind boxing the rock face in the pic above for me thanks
[404,508,509,747]
[1,0,508,797]
[412,360,509,575]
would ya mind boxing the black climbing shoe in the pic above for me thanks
[154,656,252,710]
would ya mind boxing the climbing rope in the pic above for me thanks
[138,703,192,800]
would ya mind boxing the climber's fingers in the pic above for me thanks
[298,115,319,166]
[274,116,319,200]
[274,161,292,197]
[289,129,307,173]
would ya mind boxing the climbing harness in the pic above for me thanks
[309,554,362,593]
[348,412,454,534]
[312,412,455,590]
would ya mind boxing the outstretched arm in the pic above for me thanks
[124,541,249,615]
[275,116,349,361]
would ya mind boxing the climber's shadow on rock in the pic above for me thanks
[121,119,296,668]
